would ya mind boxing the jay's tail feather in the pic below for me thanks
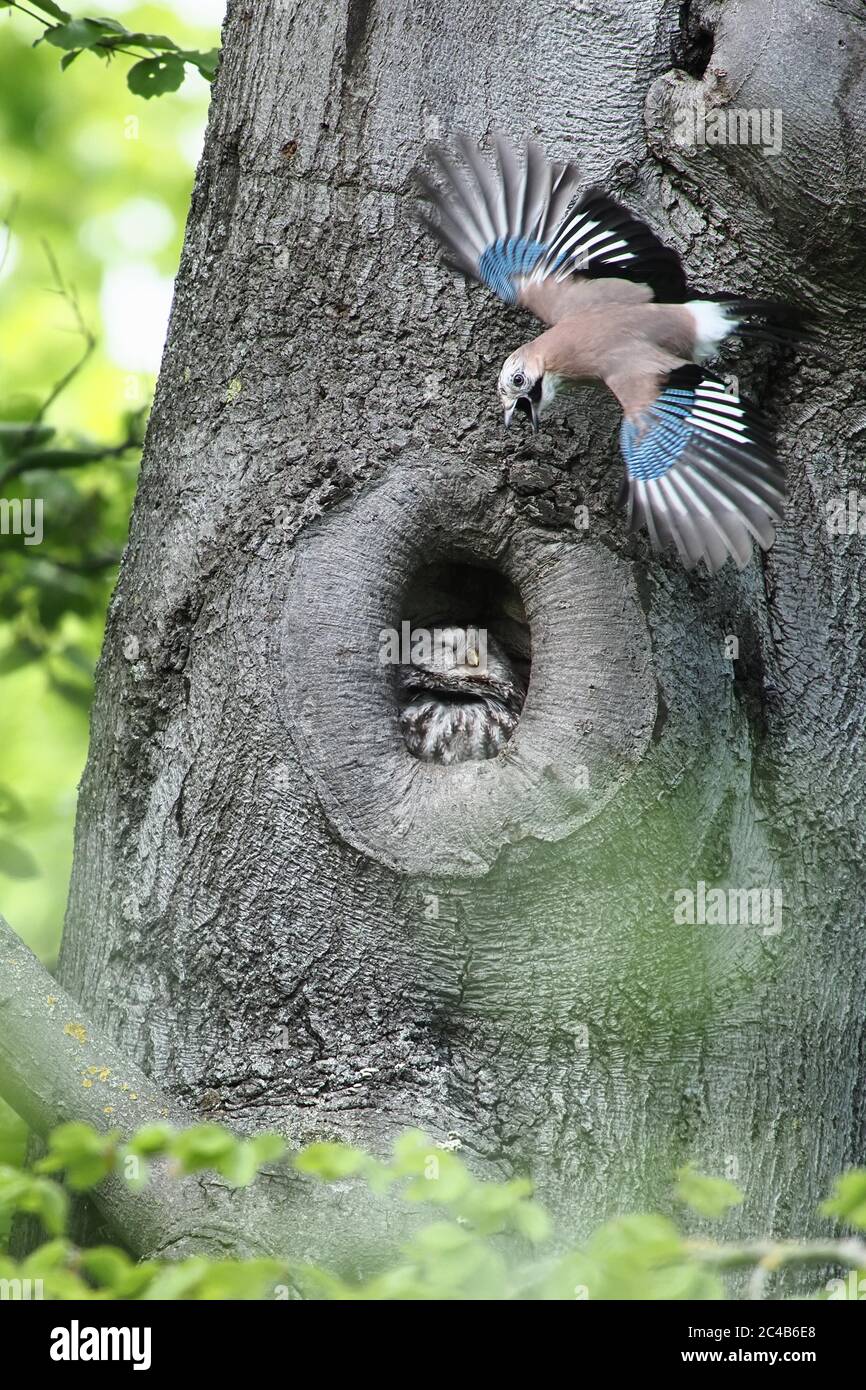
[688,295,814,357]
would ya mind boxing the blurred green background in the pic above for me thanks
[0,2,223,977]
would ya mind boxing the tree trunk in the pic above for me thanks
[59,0,866,1263]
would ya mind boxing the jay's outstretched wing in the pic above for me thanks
[615,365,786,574]
[417,135,686,322]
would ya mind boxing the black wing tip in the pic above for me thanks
[573,187,688,302]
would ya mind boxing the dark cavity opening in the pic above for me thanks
[389,560,531,765]
[672,1,714,78]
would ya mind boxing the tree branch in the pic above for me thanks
[0,911,279,1260]
[686,1236,866,1270]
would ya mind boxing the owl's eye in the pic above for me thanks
[512,371,527,390]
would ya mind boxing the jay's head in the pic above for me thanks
[497,350,553,433]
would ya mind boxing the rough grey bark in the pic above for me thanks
[58,0,866,1265]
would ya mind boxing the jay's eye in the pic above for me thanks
[512,371,526,389]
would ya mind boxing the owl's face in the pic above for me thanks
[398,627,526,764]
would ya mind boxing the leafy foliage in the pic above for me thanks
[821,1170,866,1230]
[674,1164,744,1219]
[0,254,143,894]
[3,1,220,96]
[0,1,219,959]
[1,1118,865,1300]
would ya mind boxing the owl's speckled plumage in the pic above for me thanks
[398,627,526,764]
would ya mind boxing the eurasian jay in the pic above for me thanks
[418,136,804,574]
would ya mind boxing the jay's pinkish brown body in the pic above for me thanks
[513,302,703,417]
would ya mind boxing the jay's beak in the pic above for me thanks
[502,402,516,429]
[512,395,540,434]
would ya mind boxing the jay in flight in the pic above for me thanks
[418,136,804,574]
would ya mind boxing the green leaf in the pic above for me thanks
[31,568,101,627]
[822,1169,866,1229]
[512,1198,553,1243]
[410,1221,473,1254]
[28,0,71,19]
[176,47,220,81]
[390,1129,431,1170]
[108,32,178,51]
[141,1257,209,1301]
[0,785,26,825]
[22,1238,72,1274]
[7,446,95,472]
[60,49,81,70]
[47,672,92,712]
[112,1260,162,1299]
[248,1133,286,1165]
[215,1133,284,1187]
[404,1157,470,1207]
[80,1245,134,1289]
[170,1124,235,1173]
[58,644,94,676]
[218,1143,259,1188]
[127,55,186,99]
[192,1258,286,1301]
[592,1213,685,1262]
[0,838,39,879]
[37,1122,117,1190]
[294,1142,367,1180]
[86,15,126,32]
[674,1166,744,1219]
[29,1179,69,1236]
[126,1123,174,1157]
[0,639,42,675]
[44,19,116,52]
[0,422,55,453]
[0,1169,69,1235]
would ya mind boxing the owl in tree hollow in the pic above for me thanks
[398,625,527,764]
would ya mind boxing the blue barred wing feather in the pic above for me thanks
[417,135,686,313]
[619,366,786,574]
